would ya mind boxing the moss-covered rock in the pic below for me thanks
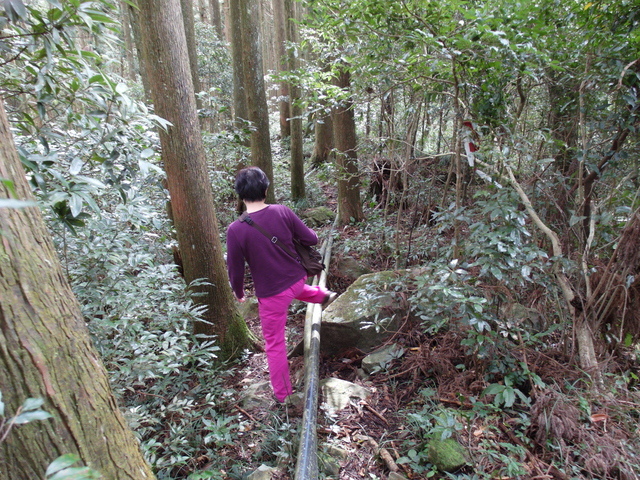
[300,206,335,227]
[320,270,413,355]
[426,438,469,472]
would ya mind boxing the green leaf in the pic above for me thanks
[0,390,4,416]
[46,455,81,477]
[482,383,504,396]
[5,0,27,22]
[75,176,106,189]
[21,397,45,411]
[69,194,83,217]
[0,199,37,208]
[569,214,586,227]
[70,157,83,175]
[48,466,100,480]
[140,148,155,159]
[139,160,163,177]
[14,410,53,424]
[503,388,516,407]
[115,83,128,95]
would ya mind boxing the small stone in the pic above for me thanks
[246,464,279,480]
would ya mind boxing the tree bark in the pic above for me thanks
[120,1,136,81]
[126,1,152,100]
[0,98,155,480]
[228,0,249,142]
[198,0,208,23]
[273,0,290,138]
[285,0,304,201]
[310,111,333,167]
[210,0,223,39]
[237,0,275,202]
[332,66,363,224]
[180,0,203,110]
[135,0,251,359]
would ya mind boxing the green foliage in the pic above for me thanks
[410,258,493,336]
[481,376,530,409]
[1,0,162,230]
[62,205,237,477]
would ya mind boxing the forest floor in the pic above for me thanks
[219,251,640,480]
[214,177,640,479]
[223,303,640,480]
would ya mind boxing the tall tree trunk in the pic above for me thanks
[310,62,334,167]
[237,0,275,202]
[310,111,333,167]
[126,2,152,100]
[120,2,136,81]
[332,66,363,225]
[198,0,208,23]
[273,0,290,138]
[210,0,223,39]
[286,0,304,200]
[0,98,155,480]
[136,0,251,359]
[228,0,249,142]
[180,0,203,110]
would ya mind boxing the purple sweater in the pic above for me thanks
[226,204,318,298]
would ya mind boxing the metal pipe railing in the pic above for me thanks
[293,218,337,480]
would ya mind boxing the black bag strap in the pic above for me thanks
[239,212,299,260]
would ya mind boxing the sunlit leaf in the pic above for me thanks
[14,410,52,424]
[70,157,83,175]
[69,193,83,217]
[46,454,80,477]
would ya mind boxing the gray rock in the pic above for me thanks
[246,464,279,480]
[334,255,372,281]
[300,206,335,227]
[388,473,410,480]
[320,378,370,413]
[321,270,416,356]
[361,344,405,375]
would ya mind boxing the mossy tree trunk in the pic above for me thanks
[135,0,251,359]
[0,98,155,480]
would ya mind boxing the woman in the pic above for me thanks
[226,167,336,403]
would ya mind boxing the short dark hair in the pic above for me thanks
[234,167,270,201]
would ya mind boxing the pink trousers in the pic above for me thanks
[258,276,328,402]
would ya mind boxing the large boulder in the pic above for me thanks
[333,255,372,282]
[320,270,416,356]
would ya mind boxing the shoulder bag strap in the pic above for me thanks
[239,212,298,260]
